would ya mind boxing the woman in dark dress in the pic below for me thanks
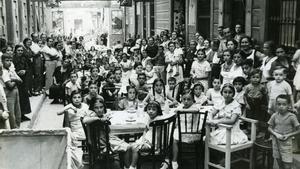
[50,59,72,104]
[23,38,34,95]
[13,45,31,120]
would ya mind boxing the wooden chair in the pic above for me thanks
[177,110,208,169]
[84,119,114,169]
[137,114,177,169]
[80,117,90,164]
[204,117,258,169]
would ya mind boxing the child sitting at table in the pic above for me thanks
[102,71,119,109]
[206,77,223,108]
[268,94,300,169]
[136,73,149,102]
[192,82,208,105]
[160,92,201,169]
[57,90,89,169]
[166,77,179,104]
[125,101,163,169]
[83,82,104,106]
[143,78,177,109]
[82,98,130,162]
[118,86,139,110]
[208,83,248,145]
[90,66,104,94]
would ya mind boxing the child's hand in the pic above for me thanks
[281,135,289,141]
[100,116,111,122]
[276,133,285,140]
[1,111,9,120]
[65,106,77,113]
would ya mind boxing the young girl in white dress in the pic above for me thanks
[57,90,89,169]
[190,49,211,92]
[208,83,248,145]
[206,78,223,108]
[120,53,134,84]
[118,86,139,110]
[192,82,208,105]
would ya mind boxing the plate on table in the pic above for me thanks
[126,119,136,122]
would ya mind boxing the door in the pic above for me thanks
[197,0,210,39]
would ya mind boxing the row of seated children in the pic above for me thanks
[58,77,300,169]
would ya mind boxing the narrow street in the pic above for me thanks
[21,95,64,129]
[1,0,300,169]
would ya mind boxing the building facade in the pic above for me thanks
[0,0,50,44]
[123,0,300,47]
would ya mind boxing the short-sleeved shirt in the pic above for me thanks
[190,60,211,78]
[206,88,223,108]
[267,80,292,100]
[1,68,20,88]
[244,84,268,99]
[194,93,208,105]
[66,81,81,93]
[268,112,300,135]
[41,45,57,61]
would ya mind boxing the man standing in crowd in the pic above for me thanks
[234,23,245,43]
[145,37,158,59]
[41,37,58,95]
[30,33,43,95]
[219,27,233,51]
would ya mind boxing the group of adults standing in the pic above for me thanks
[0,33,67,128]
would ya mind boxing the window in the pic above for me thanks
[268,0,300,47]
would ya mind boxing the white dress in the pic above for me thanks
[210,100,248,145]
[120,60,133,84]
[65,103,89,169]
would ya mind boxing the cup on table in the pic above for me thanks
[127,108,137,120]
[106,109,112,116]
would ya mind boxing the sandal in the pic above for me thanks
[160,160,170,169]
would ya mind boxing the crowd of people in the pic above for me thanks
[1,23,300,169]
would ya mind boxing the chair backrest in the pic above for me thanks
[148,114,177,156]
[85,120,111,163]
[80,117,88,141]
[177,110,208,142]
[63,111,70,128]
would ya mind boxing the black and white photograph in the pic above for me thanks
[0,0,300,169]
